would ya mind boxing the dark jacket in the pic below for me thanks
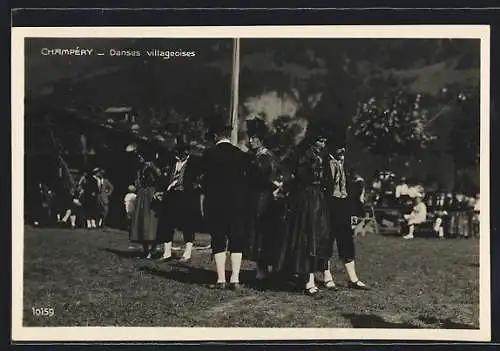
[197,141,254,228]
[323,155,365,217]
[160,154,202,193]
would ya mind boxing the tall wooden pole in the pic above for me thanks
[230,38,240,145]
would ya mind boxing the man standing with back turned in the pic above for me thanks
[198,119,253,290]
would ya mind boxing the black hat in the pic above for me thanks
[246,117,268,139]
[328,128,347,152]
[175,135,190,152]
[305,116,335,143]
[206,114,232,138]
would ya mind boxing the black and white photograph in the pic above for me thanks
[11,25,490,342]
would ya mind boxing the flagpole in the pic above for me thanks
[230,38,240,145]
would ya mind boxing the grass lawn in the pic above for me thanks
[22,225,480,328]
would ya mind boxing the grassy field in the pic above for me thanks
[22,225,480,328]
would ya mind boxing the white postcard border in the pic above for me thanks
[11,25,491,342]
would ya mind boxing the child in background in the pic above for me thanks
[124,185,137,249]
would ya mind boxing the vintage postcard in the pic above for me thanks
[11,25,490,342]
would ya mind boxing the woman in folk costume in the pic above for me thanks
[273,119,334,296]
[127,143,163,259]
[244,118,282,288]
[81,167,101,229]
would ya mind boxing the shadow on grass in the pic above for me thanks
[137,264,257,287]
[137,265,216,285]
[417,316,477,329]
[137,264,301,292]
[104,248,145,259]
[342,313,477,329]
[342,313,415,328]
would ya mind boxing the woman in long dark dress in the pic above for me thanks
[128,146,163,258]
[274,134,333,296]
[80,169,100,229]
[245,118,281,285]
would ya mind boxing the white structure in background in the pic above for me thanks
[104,106,136,124]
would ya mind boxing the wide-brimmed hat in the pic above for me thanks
[174,136,191,153]
[305,117,334,141]
[328,126,348,152]
[206,114,233,139]
[246,117,268,140]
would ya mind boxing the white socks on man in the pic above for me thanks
[182,242,193,260]
[214,252,227,283]
[62,210,71,223]
[70,215,76,228]
[230,253,242,283]
[162,242,172,259]
[213,252,242,284]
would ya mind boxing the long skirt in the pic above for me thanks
[156,189,204,243]
[274,185,332,275]
[82,193,100,219]
[129,186,160,243]
[245,191,281,265]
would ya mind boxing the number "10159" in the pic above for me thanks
[32,307,55,317]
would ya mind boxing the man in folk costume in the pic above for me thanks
[324,128,369,290]
[245,117,281,288]
[197,119,254,290]
[157,138,203,263]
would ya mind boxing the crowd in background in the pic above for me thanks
[25,156,481,241]
[25,127,481,243]
[365,172,480,239]
[26,167,114,230]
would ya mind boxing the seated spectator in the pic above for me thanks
[447,192,472,238]
[472,193,480,237]
[431,190,448,239]
[402,193,427,240]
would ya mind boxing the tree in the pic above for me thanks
[350,89,437,169]
[446,88,480,192]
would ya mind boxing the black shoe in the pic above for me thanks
[178,257,192,264]
[323,280,338,290]
[207,282,227,290]
[304,286,320,296]
[255,278,268,291]
[229,282,241,291]
[347,280,370,290]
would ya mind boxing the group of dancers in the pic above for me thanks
[127,116,369,296]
